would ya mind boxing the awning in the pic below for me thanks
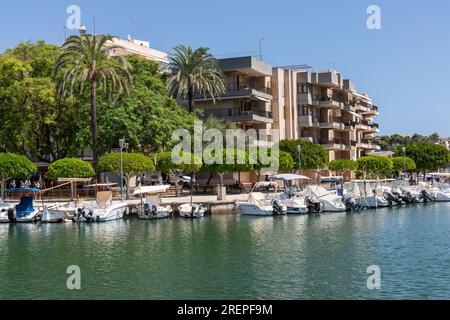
[134,185,171,196]
[254,96,272,103]
[345,110,362,118]
[269,174,311,182]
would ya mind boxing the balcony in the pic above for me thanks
[218,110,273,124]
[357,139,381,150]
[194,82,273,102]
[312,96,345,109]
[344,103,356,112]
[318,121,345,130]
[343,121,356,131]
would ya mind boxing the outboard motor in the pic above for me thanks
[79,207,94,223]
[399,191,416,205]
[420,190,435,203]
[272,199,284,216]
[7,208,16,222]
[306,198,322,214]
[342,193,359,211]
[383,191,402,207]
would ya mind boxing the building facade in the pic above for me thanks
[276,67,380,161]
[185,55,381,162]
[194,56,275,146]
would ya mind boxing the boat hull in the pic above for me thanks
[237,203,286,216]
[178,204,206,219]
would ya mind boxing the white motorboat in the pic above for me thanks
[0,199,13,223]
[428,173,450,202]
[344,180,390,209]
[10,196,40,222]
[40,201,80,223]
[75,190,128,222]
[41,205,67,223]
[268,174,312,214]
[178,203,206,218]
[134,185,173,219]
[300,185,346,212]
[236,192,287,216]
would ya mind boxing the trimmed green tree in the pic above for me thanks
[391,157,416,177]
[201,148,251,187]
[46,158,95,180]
[97,152,155,199]
[399,142,448,177]
[0,153,36,198]
[356,156,393,179]
[328,159,356,176]
[154,151,202,197]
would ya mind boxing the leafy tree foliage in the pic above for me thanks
[328,159,356,175]
[0,153,36,198]
[355,156,393,179]
[98,152,155,197]
[0,41,88,160]
[391,157,416,176]
[166,45,226,113]
[398,142,449,172]
[278,140,328,170]
[46,158,95,180]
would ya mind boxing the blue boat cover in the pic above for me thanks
[15,196,35,218]
[6,188,41,192]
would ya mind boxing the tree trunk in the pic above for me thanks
[203,172,214,193]
[187,86,194,113]
[1,180,5,200]
[90,79,99,181]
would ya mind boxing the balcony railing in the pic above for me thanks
[225,82,272,95]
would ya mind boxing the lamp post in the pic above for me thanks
[297,144,302,174]
[119,139,125,201]
[402,146,407,180]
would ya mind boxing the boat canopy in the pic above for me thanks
[133,185,171,196]
[321,176,342,183]
[87,183,118,187]
[428,173,450,177]
[269,174,311,182]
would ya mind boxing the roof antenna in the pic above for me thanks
[257,37,265,61]
[93,16,96,36]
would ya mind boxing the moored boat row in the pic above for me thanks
[235,174,450,217]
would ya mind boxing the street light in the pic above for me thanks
[297,144,302,174]
[119,139,125,201]
[402,146,407,180]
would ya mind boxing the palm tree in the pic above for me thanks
[55,34,132,174]
[166,45,226,113]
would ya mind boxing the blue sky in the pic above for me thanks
[1,0,450,136]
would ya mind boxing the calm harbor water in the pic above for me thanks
[1,203,450,300]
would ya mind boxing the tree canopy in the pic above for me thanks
[355,156,393,178]
[46,158,95,180]
[391,157,416,176]
[166,45,226,113]
[98,152,155,177]
[398,142,448,172]
[0,153,36,198]
[278,140,328,170]
[0,153,36,180]
[328,159,356,175]
[0,41,201,163]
